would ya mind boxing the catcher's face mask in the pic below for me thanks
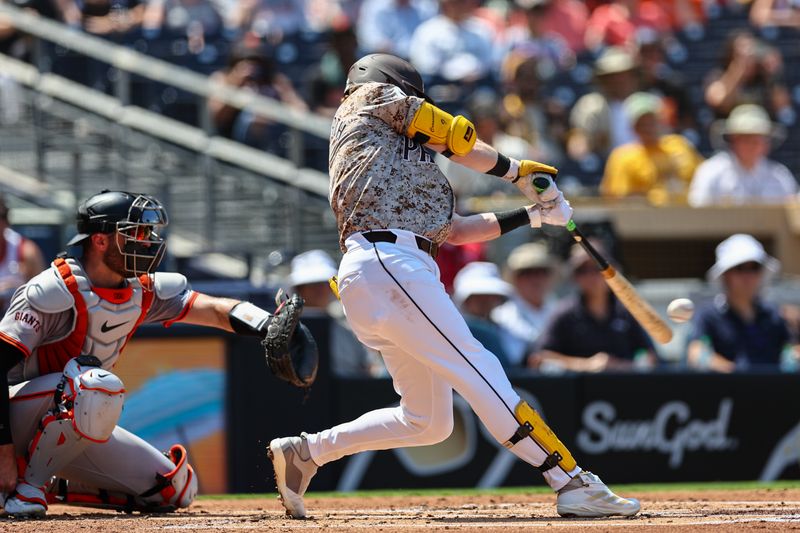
[115,195,168,277]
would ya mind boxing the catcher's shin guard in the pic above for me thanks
[51,444,198,513]
[504,400,577,473]
[140,444,198,510]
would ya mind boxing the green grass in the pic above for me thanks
[199,480,800,500]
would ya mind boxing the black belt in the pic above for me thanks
[361,230,439,259]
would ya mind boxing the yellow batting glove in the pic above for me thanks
[518,159,558,181]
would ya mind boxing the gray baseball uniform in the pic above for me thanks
[5,257,197,510]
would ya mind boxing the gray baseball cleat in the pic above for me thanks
[3,482,47,518]
[268,433,318,518]
[556,471,640,518]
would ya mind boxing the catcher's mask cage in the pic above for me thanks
[115,195,168,278]
[68,191,169,279]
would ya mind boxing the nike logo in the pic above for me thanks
[100,320,129,333]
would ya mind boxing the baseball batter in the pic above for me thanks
[270,54,640,518]
[0,190,315,518]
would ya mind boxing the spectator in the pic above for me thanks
[637,30,696,135]
[704,30,792,121]
[209,41,307,153]
[501,0,575,78]
[0,196,44,312]
[527,0,588,54]
[357,0,435,59]
[453,262,520,367]
[530,241,657,372]
[142,0,223,45]
[688,104,798,206]
[16,0,82,28]
[751,0,800,30]
[600,92,703,204]
[289,250,382,377]
[500,53,567,164]
[438,91,534,198]
[687,234,793,372]
[306,20,359,116]
[491,242,558,364]
[435,241,487,295]
[584,0,671,52]
[81,0,145,35]
[227,0,309,42]
[408,0,496,83]
[568,47,640,161]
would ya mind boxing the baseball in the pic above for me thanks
[667,298,694,323]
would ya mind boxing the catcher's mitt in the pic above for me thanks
[262,290,318,388]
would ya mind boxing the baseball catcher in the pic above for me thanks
[268,54,640,519]
[0,190,317,518]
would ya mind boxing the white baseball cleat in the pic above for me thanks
[3,482,47,518]
[268,433,318,519]
[556,471,640,518]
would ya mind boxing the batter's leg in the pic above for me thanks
[272,339,453,518]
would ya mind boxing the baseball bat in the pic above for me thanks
[532,176,673,344]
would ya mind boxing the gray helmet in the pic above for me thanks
[345,53,432,102]
[67,190,168,277]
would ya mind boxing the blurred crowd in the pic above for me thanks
[0,0,799,377]
[287,232,800,378]
[2,0,800,198]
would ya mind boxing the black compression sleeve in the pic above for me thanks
[496,208,530,235]
[487,153,511,177]
[0,341,25,445]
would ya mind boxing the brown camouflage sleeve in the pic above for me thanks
[356,83,424,136]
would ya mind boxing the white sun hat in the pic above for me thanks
[707,234,780,280]
[453,262,514,305]
[288,249,338,287]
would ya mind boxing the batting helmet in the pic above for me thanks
[67,190,169,277]
[345,53,432,102]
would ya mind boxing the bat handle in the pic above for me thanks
[531,175,610,271]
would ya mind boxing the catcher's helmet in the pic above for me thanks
[345,53,432,102]
[67,190,168,277]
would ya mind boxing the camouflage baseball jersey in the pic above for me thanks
[329,82,455,251]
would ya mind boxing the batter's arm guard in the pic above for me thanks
[504,400,578,473]
[407,101,476,157]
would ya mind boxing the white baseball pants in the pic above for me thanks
[305,230,580,490]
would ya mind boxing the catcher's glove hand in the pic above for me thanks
[262,290,318,388]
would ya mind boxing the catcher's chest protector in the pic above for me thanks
[35,258,153,374]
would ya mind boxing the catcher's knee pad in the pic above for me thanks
[62,358,125,442]
[141,444,198,509]
[504,400,577,473]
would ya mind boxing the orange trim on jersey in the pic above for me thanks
[10,390,55,403]
[163,291,198,328]
[36,258,88,375]
[93,285,133,304]
[0,330,31,358]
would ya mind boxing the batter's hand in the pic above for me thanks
[540,191,572,227]
[0,443,17,494]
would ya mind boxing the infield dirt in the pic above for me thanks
[4,487,800,532]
